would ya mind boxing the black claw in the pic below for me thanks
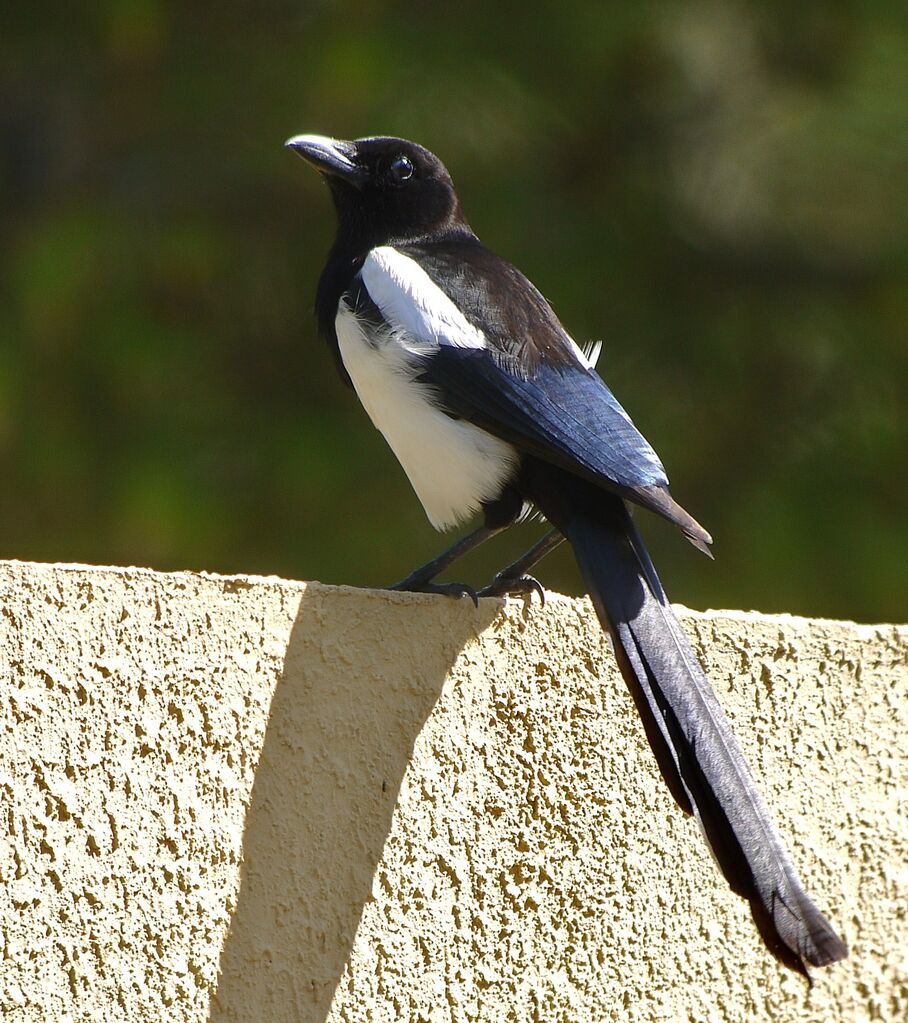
[389,579,479,607]
[478,574,545,605]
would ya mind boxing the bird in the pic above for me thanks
[285,132,847,975]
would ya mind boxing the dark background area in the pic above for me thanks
[2,2,905,622]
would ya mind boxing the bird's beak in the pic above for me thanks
[285,134,367,188]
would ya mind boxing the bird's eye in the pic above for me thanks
[389,155,414,183]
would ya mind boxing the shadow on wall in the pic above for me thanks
[210,583,498,1022]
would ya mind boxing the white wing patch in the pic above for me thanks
[581,339,603,368]
[363,245,602,372]
[335,304,518,531]
[361,246,487,350]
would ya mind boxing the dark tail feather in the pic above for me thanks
[526,466,847,973]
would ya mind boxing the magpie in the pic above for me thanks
[286,133,847,974]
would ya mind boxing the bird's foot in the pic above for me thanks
[478,573,545,605]
[388,577,479,607]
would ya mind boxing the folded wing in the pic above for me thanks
[353,243,711,549]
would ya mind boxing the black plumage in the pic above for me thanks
[287,132,847,974]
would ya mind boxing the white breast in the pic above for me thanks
[335,306,519,531]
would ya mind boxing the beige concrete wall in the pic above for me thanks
[0,560,904,1022]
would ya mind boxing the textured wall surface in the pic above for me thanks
[0,560,904,1023]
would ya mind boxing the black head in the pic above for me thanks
[285,134,470,251]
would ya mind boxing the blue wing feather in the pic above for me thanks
[416,346,668,495]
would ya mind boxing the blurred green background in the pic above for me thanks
[2,2,905,622]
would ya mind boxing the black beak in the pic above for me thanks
[285,134,367,188]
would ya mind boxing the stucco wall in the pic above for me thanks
[0,560,904,1022]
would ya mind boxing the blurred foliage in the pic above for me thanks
[1,0,905,622]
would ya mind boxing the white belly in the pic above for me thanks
[336,307,519,531]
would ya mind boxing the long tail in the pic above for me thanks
[524,463,847,974]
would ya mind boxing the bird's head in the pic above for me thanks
[285,134,468,250]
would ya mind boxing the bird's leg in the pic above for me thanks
[388,524,508,605]
[478,528,564,604]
